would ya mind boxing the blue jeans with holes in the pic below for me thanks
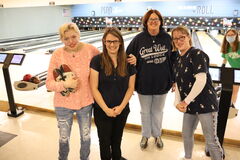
[55,105,92,160]
[183,112,223,160]
[138,93,167,138]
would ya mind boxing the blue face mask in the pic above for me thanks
[226,35,236,43]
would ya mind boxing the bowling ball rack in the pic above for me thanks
[14,71,47,91]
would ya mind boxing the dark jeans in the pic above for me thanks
[94,107,129,160]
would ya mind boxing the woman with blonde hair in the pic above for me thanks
[172,26,223,160]
[46,22,100,160]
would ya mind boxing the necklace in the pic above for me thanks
[64,43,84,58]
[148,29,158,43]
[151,36,156,43]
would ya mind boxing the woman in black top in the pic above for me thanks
[90,27,136,160]
[172,26,223,160]
[126,9,175,149]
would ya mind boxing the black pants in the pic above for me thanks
[94,107,129,160]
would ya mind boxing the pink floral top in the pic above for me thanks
[46,43,99,109]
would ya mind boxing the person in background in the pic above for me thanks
[172,26,223,160]
[46,22,100,160]
[90,27,136,160]
[126,9,175,149]
[221,28,240,108]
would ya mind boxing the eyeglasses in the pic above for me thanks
[148,18,160,22]
[173,36,186,42]
[105,40,120,45]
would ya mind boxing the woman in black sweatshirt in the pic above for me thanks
[126,9,175,149]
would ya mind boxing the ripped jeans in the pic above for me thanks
[55,105,92,160]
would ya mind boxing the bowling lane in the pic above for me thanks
[0,31,102,52]
[0,35,59,52]
[196,31,222,66]
[1,31,102,54]
[28,31,134,53]
[0,34,59,46]
[215,34,224,43]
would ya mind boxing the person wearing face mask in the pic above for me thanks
[221,28,240,108]
[126,9,175,149]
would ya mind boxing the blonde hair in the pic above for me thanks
[171,26,192,51]
[59,23,80,39]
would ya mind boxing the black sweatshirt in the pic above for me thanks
[126,29,175,95]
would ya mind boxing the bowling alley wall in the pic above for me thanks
[71,0,240,30]
[0,6,72,39]
[0,0,239,40]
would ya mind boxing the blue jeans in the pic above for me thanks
[138,93,167,138]
[55,105,92,160]
[182,112,223,160]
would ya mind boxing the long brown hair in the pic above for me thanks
[142,9,164,31]
[221,29,239,54]
[101,27,127,77]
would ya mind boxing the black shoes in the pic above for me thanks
[205,148,210,157]
[155,136,164,148]
[140,136,164,149]
[140,136,148,149]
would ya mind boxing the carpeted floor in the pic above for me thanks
[0,131,17,147]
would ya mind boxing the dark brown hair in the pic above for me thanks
[101,27,127,77]
[221,29,239,54]
[142,9,164,30]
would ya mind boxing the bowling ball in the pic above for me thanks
[30,76,41,84]
[23,74,32,81]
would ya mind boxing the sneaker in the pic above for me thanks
[205,148,210,157]
[155,136,163,148]
[205,147,225,159]
[140,136,148,149]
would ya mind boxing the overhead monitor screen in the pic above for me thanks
[0,53,8,63]
[234,70,240,84]
[10,54,25,65]
[209,67,221,82]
